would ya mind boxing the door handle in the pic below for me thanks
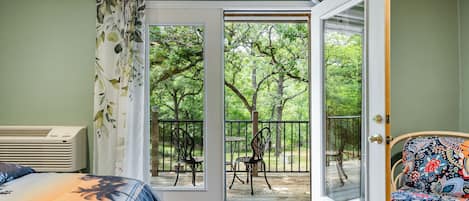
[373,114,383,123]
[368,134,383,144]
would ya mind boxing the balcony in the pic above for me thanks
[150,116,361,200]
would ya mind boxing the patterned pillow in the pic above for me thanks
[392,186,461,201]
[401,136,469,198]
[0,162,35,185]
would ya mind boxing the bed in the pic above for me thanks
[0,163,159,201]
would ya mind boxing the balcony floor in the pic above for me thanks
[151,160,360,201]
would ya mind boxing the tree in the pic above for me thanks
[224,23,309,121]
[149,26,204,120]
[252,24,309,155]
[324,31,363,116]
[148,23,362,137]
[224,23,309,156]
[224,23,275,120]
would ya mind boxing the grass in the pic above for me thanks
[151,147,360,173]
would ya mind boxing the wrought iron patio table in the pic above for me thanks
[226,136,245,184]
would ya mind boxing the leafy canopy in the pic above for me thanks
[149,24,363,120]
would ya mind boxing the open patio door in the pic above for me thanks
[310,0,387,200]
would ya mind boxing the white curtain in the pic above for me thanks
[93,0,148,183]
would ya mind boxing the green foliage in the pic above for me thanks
[325,31,363,116]
[148,24,363,121]
[224,23,309,121]
[149,26,204,120]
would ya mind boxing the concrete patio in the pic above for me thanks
[150,160,361,201]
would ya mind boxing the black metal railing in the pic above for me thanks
[225,120,310,172]
[151,116,361,173]
[326,116,361,159]
[153,120,204,173]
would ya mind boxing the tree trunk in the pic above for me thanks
[172,89,180,129]
[251,63,257,114]
[275,74,284,157]
[151,108,159,176]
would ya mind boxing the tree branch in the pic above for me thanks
[178,84,204,105]
[150,57,203,92]
[283,88,308,107]
[286,72,308,83]
[224,80,252,113]
[162,103,176,112]
[255,71,277,94]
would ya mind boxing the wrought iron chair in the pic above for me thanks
[229,127,272,195]
[171,127,203,186]
[326,142,348,186]
[326,123,350,186]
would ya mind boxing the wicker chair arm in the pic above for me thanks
[391,158,403,192]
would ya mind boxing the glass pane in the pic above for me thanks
[224,22,310,201]
[323,3,365,201]
[149,25,205,189]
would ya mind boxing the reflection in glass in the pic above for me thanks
[149,25,205,188]
[323,3,365,201]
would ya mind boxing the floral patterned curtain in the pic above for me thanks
[94,0,148,182]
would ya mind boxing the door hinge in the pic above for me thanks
[386,136,393,145]
[386,114,390,124]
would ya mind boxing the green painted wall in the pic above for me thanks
[460,0,469,132]
[0,0,95,170]
[391,0,460,139]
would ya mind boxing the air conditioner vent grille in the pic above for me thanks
[0,126,86,172]
[0,129,50,137]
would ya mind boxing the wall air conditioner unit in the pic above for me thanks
[0,126,87,172]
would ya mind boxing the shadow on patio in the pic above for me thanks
[150,159,360,201]
[150,117,361,201]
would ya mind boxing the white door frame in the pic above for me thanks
[146,7,224,200]
[146,1,387,201]
[367,0,387,199]
[310,0,386,200]
[146,2,315,201]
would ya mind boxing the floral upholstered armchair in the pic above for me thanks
[391,131,469,201]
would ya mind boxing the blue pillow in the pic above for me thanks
[0,162,35,184]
